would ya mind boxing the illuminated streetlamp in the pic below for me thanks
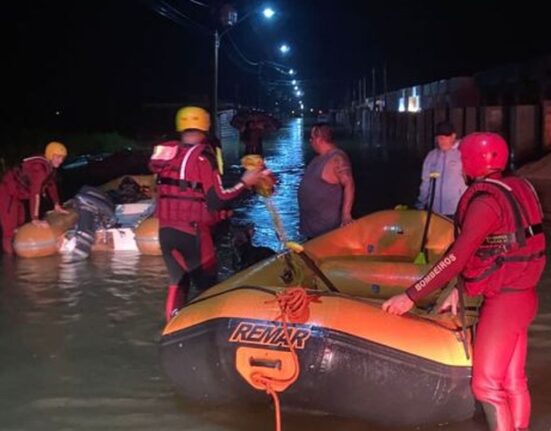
[263,7,275,19]
[279,43,290,54]
[213,6,275,134]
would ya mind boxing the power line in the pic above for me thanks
[225,35,296,78]
[226,34,259,67]
[184,0,208,7]
[150,1,259,74]
[149,1,295,86]
[149,0,209,35]
[222,44,259,74]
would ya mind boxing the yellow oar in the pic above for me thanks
[414,172,440,265]
[215,147,224,175]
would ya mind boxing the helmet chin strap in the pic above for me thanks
[464,169,502,186]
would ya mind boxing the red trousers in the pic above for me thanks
[472,290,538,431]
[0,183,25,253]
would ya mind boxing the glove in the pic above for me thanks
[241,155,276,197]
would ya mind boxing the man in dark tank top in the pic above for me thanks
[298,124,355,239]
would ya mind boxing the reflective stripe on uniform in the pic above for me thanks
[151,145,178,161]
[179,145,202,180]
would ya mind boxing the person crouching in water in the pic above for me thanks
[149,106,267,322]
[0,141,69,254]
[383,133,546,431]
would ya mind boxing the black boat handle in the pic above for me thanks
[249,357,282,369]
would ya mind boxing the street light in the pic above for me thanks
[213,6,275,135]
[263,7,275,18]
[279,43,290,55]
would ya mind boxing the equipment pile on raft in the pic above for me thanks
[160,209,480,429]
[13,175,161,259]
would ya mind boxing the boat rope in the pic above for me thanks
[263,197,303,284]
[264,196,288,244]
[251,287,318,431]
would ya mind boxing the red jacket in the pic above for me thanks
[1,155,59,219]
[149,141,245,232]
[407,174,546,302]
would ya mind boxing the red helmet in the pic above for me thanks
[460,132,509,178]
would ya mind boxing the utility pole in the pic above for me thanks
[212,30,220,136]
[371,67,376,109]
[382,63,389,162]
[257,62,263,109]
[383,63,388,111]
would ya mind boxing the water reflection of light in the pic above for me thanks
[109,251,140,278]
[233,118,306,251]
[15,255,83,314]
[103,252,142,303]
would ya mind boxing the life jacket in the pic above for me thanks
[150,141,220,227]
[455,176,545,296]
[2,156,54,198]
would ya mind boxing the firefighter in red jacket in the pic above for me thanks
[150,106,266,321]
[0,141,69,254]
[383,133,546,431]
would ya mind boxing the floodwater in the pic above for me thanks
[1,119,550,431]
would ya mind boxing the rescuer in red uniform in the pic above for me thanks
[149,106,266,322]
[0,141,69,254]
[383,133,546,431]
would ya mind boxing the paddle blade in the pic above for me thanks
[215,147,224,175]
[286,241,304,254]
[414,251,428,265]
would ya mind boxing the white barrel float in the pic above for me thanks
[135,217,162,256]
[13,223,61,258]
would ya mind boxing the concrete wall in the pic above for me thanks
[340,57,551,165]
[510,105,539,166]
[339,104,549,165]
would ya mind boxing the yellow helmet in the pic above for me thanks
[175,106,211,132]
[44,141,68,161]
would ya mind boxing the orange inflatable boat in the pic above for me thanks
[160,209,479,427]
[13,175,160,258]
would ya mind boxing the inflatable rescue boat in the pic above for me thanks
[160,209,479,427]
[14,175,160,258]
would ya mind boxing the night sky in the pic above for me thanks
[4,0,551,132]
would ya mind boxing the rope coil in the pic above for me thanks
[251,287,318,431]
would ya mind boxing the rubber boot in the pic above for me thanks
[165,285,184,322]
[509,391,531,431]
[2,237,14,255]
[481,402,514,431]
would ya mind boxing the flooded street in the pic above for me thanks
[1,119,550,431]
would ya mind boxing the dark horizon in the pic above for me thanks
[4,0,551,132]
